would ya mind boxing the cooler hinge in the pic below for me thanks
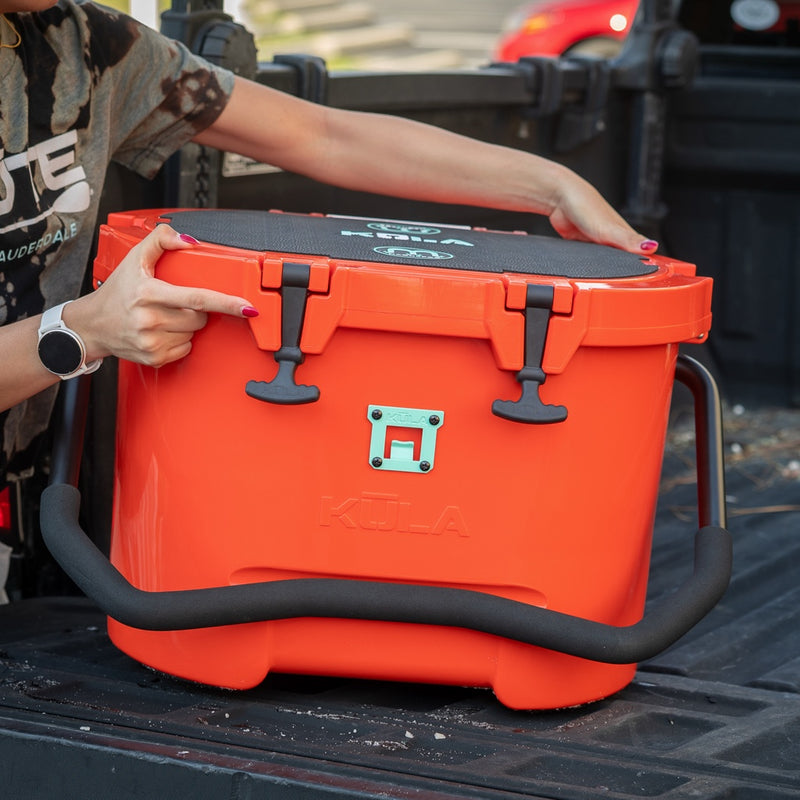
[245,262,320,405]
[492,284,568,424]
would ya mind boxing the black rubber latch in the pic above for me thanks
[245,262,320,404]
[492,284,568,424]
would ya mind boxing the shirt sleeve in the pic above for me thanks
[79,2,236,179]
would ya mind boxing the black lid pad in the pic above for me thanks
[165,210,655,279]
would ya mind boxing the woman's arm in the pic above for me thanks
[0,315,60,414]
[194,77,654,254]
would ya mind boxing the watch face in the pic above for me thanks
[38,330,84,376]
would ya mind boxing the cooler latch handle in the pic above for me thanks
[245,262,320,405]
[492,284,567,424]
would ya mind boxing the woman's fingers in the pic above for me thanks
[74,225,258,367]
[547,171,659,255]
[136,276,255,320]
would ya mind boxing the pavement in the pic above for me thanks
[240,0,527,70]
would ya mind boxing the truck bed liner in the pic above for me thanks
[2,403,799,799]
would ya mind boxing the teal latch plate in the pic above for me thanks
[367,405,444,474]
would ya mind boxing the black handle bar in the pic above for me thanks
[40,354,731,664]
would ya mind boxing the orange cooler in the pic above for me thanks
[85,208,723,709]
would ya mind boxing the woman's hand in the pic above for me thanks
[0,225,258,414]
[545,165,658,255]
[66,224,258,367]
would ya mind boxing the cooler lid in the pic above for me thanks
[163,210,656,280]
[94,208,713,402]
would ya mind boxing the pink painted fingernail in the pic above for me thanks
[640,239,658,252]
[179,233,200,244]
[242,306,259,318]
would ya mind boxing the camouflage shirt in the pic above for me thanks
[0,0,235,477]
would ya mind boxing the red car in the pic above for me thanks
[495,0,800,60]
[0,486,9,532]
[494,0,639,60]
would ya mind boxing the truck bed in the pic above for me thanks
[1,398,798,799]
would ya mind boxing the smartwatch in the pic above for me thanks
[37,301,103,379]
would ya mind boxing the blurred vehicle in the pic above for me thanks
[679,0,800,46]
[494,0,800,60]
[494,0,639,60]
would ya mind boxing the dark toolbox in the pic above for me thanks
[40,208,731,709]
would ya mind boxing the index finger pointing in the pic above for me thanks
[149,280,258,319]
